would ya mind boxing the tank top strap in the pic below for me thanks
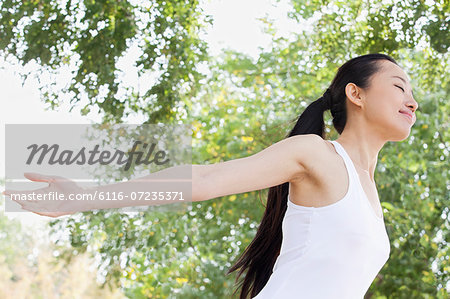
[328,140,360,192]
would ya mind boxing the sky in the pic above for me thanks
[0,0,296,226]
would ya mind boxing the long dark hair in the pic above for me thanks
[226,53,398,298]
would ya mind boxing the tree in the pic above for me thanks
[0,0,210,123]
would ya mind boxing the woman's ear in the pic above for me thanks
[344,83,364,109]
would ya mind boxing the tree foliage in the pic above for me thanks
[0,0,210,123]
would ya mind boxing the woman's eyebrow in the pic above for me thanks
[391,75,407,83]
[391,75,416,99]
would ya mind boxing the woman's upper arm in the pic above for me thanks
[196,134,324,201]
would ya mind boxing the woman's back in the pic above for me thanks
[252,140,390,299]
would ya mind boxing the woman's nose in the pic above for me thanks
[408,95,419,113]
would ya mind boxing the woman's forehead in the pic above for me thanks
[378,60,410,82]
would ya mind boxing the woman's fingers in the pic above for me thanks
[3,173,78,218]
[2,188,41,199]
[23,172,55,183]
[2,193,43,213]
[3,192,74,217]
[3,189,25,199]
[2,174,60,198]
[3,191,25,207]
[2,189,48,213]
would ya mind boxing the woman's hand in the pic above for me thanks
[2,172,92,218]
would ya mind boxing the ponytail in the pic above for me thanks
[225,91,330,299]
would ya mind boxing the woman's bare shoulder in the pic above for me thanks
[287,135,336,181]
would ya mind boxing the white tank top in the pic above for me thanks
[252,140,391,299]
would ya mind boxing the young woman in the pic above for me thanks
[3,53,418,298]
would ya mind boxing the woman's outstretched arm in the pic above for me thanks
[2,134,323,216]
[83,133,323,210]
[196,133,322,201]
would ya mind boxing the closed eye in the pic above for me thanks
[395,85,404,92]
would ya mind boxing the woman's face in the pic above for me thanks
[357,60,419,142]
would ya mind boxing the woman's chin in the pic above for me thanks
[388,128,411,142]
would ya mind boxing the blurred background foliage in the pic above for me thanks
[0,0,448,298]
[0,196,125,298]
